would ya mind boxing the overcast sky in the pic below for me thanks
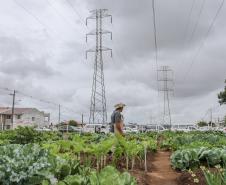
[0,0,225,124]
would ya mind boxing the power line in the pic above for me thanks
[182,0,196,46]
[0,86,80,117]
[15,90,58,106]
[12,0,63,59]
[64,0,87,27]
[13,0,68,43]
[176,0,205,67]
[175,0,205,68]
[187,0,206,45]
[46,0,80,32]
[152,0,158,72]
[152,0,162,124]
[176,0,206,69]
[13,0,48,31]
[182,0,225,82]
[13,0,54,39]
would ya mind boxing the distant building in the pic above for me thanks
[0,107,50,130]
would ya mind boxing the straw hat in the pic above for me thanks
[114,103,126,109]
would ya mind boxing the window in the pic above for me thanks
[6,115,11,119]
[32,117,35,121]
[17,115,21,119]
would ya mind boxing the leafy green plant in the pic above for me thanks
[10,126,42,144]
[160,131,226,150]
[199,148,222,166]
[0,144,55,185]
[171,148,200,170]
[0,127,62,145]
[92,166,137,185]
[55,166,137,185]
[202,166,226,185]
[171,147,226,170]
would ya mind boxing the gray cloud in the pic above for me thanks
[0,0,225,123]
[0,37,57,78]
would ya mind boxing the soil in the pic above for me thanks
[177,169,207,185]
[130,150,210,185]
[131,151,181,185]
[81,147,208,185]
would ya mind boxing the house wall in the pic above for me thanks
[15,110,46,128]
[0,115,4,130]
[0,109,50,130]
[0,116,12,130]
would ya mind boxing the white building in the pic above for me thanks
[0,107,50,130]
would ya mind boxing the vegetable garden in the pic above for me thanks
[0,127,226,185]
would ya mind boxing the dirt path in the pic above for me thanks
[132,151,180,185]
[146,151,180,185]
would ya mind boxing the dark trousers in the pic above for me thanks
[110,124,114,133]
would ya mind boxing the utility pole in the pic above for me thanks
[210,108,212,127]
[150,110,153,125]
[157,66,174,129]
[86,9,112,125]
[82,114,84,126]
[10,90,16,129]
[58,104,61,124]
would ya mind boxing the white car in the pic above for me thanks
[123,127,139,133]
[171,125,198,132]
[58,125,82,133]
[145,125,166,132]
[215,127,226,133]
[82,124,109,134]
[35,127,52,132]
[197,126,211,132]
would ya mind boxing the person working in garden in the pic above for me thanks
[110,103,125,136]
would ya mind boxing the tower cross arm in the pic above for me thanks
[86,30,112,42]
[86,47,112,59]
[86,15,97,25]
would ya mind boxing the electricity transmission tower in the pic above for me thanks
[157,66,174,129]
[86,9,112,124]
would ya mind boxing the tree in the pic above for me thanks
[218,79,226,105]
[208,121,216,127]
[223,116,226,127]
[197,121,208,127]
[68,120,78,127]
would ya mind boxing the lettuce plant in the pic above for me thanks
[0,144,55,185]
[171,147,226,170]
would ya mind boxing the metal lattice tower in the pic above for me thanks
[157,66,174,128]
[86,9,112,124]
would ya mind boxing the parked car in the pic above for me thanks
[197,126,211,132]
[82,124,109,134]
[123,127,139,133]
[35,127,52,132]
[145,125,166,132]
[188,126,198,131]
[171,125,198,132]
[214,127,226,133]
[128,125,139,133]
[58,125,82,133]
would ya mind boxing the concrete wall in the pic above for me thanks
[15,110,48,128]
[0,109,50,130]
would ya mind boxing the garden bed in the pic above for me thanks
[177,169,207,185]
[1,127,226,185]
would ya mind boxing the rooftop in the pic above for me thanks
[0,107,40,115]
